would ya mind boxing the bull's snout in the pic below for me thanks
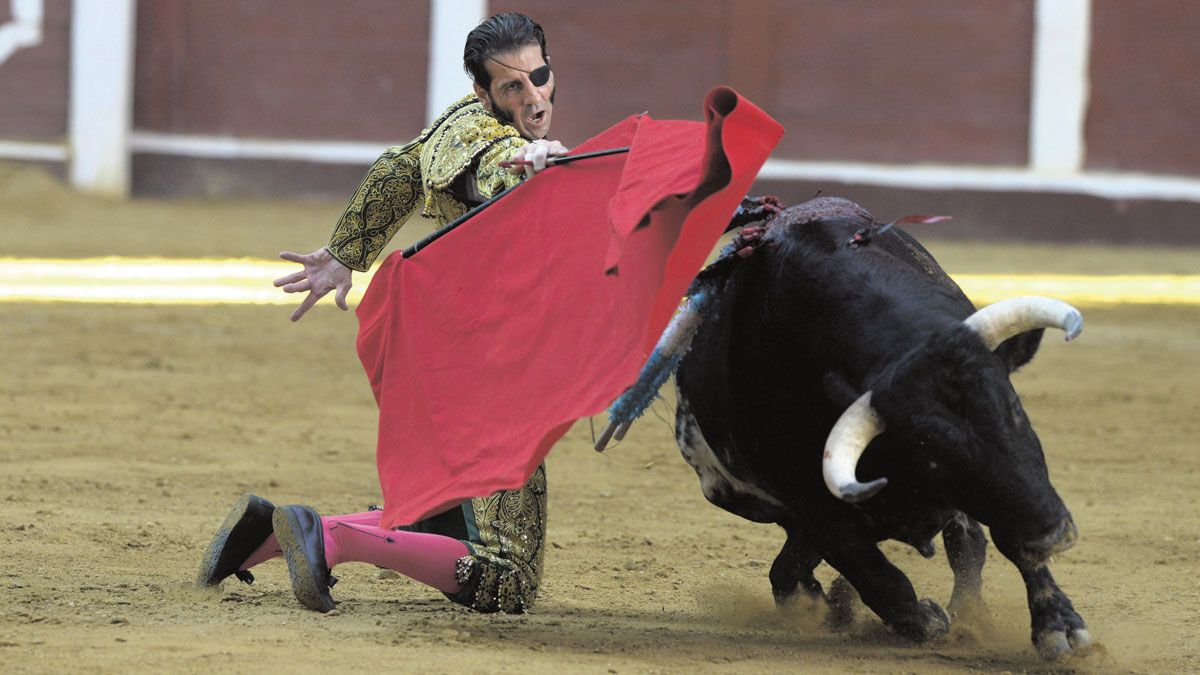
[1022,516,1078,563]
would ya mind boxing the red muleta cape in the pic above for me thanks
[356,87,783,528]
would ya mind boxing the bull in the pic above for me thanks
[602,196,1092,659]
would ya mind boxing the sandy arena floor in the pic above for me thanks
[2,164,1199,673]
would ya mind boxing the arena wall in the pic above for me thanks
[495,0,1036,165]
[1,0,1198,243]
[1086,0,1200,176]
[0,0,69,143]
[133,1,430,142]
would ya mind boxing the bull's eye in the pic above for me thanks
[928,460,939,471]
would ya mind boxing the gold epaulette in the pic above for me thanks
[419,96,525,223]
[326,96,524,271]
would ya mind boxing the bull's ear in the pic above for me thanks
[994,328,1045,373]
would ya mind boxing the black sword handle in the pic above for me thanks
[546,146,630,166]
[402,183,520,258]
[401,146,631,259]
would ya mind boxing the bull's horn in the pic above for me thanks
[963,296,1083,351]
[823,392,888,503]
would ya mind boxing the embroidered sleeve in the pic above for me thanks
[474,136,527,200]
[326,143,422,272]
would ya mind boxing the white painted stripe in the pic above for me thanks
[0,259,1198,307]
[427,0,487,124]
[125,131,1200,203]
[68,0,136,197]
[758,159,1200,203]
[0,0,43,65]
[1030,0,1092,172]
[0,139,67,161]
[128,132,386,164]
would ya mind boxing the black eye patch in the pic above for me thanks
[529,65,551,87]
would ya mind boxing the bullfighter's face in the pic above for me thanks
[474,44,555,141]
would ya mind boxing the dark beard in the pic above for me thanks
[490,86,557,130]
[492,105,515,127]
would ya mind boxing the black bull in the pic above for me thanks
[668,197,1091,659]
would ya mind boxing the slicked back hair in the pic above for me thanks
[463,12,549,90]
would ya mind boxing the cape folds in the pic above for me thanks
[355,87,784,528]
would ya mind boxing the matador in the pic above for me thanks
[196,12,567,615]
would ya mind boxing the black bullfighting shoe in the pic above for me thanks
[273,505,337,613]
[196,493,276,587]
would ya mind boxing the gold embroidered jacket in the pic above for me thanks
[326,95,527,272]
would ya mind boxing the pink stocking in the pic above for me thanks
[323,516,469,593]
[238,534,281,571]
[238,510,385,571]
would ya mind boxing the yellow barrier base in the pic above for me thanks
[1,257,1198,306]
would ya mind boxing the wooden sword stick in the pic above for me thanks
[403,147,630,258]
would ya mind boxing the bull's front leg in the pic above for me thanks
[769,524,824,607]
[942,511,989,621]
[1018,563,1092,660]
[815,534,950,642]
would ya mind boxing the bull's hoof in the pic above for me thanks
[773,588,820,611]
[1030,591,1091,659]
[770,571,825,610]
[889,598,950,642]
[1035,625,1093,660]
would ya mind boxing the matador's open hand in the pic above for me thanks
[274,248,353,322]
